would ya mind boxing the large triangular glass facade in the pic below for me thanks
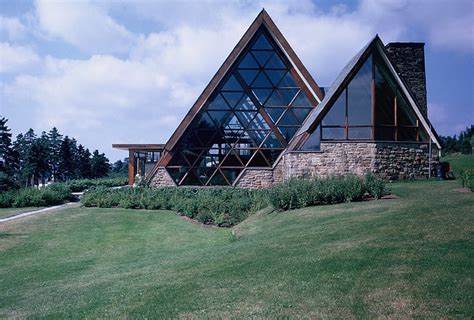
[300,45,430,151]
[166,27,317,185]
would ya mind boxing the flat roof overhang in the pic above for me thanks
[112,144,165,151]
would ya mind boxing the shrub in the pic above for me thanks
[364,173,387,199]
[56,177,128,192]
[459,169,474,191]
[0,184,72,208]
[80,174,387,226]
[80,186,269,226]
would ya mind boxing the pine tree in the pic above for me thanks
[13,129,37,187]
[58,136,75,181]
[48,127,63,182]
[0,117,19,190]
[91,150,110,178]
[28,132,51,185]
[76,145,92,178]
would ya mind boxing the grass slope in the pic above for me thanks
[441,154,474,173]
[0,180,473,318]
[0,207,44,219]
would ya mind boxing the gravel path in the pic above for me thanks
[0,202,80,223]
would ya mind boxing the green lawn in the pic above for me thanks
[441,154,474,173]
[0,207,43,219]
[0,179,473,318]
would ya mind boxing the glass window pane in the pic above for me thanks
[261,132,283,149]
[265,107,286,123]
[235,111,257,128]
[265,69,286,86]
[248,151,269,167]
[208,94,230,110]
[292,108,312,122]
[398,127,417,141]
[261,149,281,165]
[252,71,272,88]
[302,127,321,151]
[323,90,346,126]
[278,109,300,126]
[252,50,273,67]
[221,168,242,184]
[265,52,286,69]
[197,112,216,129]
[222,75,243,91]
[322,127,345,140]
[291,91,312,107]
[248,113,270,130]
[239,52,259,69]
[278,72,298,88]
[238,69,259,86]
[207,110,232,127]
[348,55,372,125]
[374,127,395,141]
[374,62,395,125]
[397,93,417,126]
[235,95,257,111]
[208,170,227,186]
[349,127,372,139]
[252,33,272,50]
[252,89,272,105]
[278,126,299,142]
[418,127,429,142]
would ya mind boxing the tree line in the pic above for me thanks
[0,117,125,190]
[439,126,473,155]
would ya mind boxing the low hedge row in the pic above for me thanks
[81,187,269,226]
[81,174,387,226]
[269,174,386,211]
[58,177,128,192]
[0,183,72,208]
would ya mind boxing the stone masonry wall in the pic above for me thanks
[273,142,377,184]
[385,43,427,117]
[235,168,273,188]
[373,143,439,180]
[149,167,176,187]
[149,143,439,188]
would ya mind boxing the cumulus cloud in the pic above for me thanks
[35,0,137,54]
[1,0,472,160]
[0,16,28,41]
[0,42,40,73]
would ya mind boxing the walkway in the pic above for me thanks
[0,202,80,223]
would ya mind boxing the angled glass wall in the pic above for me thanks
[302,48,430,151]
[166,28,316,186]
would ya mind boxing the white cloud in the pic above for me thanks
[1,0,472,160]
[0,42,40,73]
[0,16,28,41]
[35,0,137,54]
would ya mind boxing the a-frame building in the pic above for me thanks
[114,10,441,187]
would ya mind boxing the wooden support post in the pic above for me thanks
[128,150,134,185]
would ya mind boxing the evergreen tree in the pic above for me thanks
[28,132,51,185]
[0,117,19,190]
[112,159,128,176]
[48,127,63,182]
[13,129,37,187]
[58,136,75,181]
[76,145,92,178]
[91,150,110,178]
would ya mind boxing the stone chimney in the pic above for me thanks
[385,42,427,117]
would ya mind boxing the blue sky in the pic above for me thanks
[1,0,472,161]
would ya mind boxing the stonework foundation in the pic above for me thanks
[148,142,439,188]
[149,167,176,187]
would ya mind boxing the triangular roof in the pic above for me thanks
[155,9,324,167]
[293,35,441,149]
